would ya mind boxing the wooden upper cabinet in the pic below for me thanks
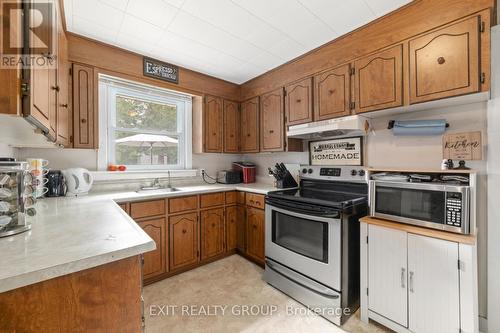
[200,208,225,260]
[409,16,481,104]
[138,218,167,280]
[314,64,351,120]
[240,97,260,153]
[223,99,240,153]
[72,63,96,148]
[260,88,285,152]
[27,60,56,137]
[354,44,403,113]
[169,213,199,271]
[285,77,313,125]
[56,10,71,148]
[204,95,223,153]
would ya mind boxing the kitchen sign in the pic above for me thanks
[143,57,179,84]
[310,137,363,166]
[443,131,482,160]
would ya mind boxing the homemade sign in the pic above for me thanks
[310,137,363,166]
[143,57,179,84]
[443,131,482,160]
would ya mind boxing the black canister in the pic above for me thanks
[45,170,67,197]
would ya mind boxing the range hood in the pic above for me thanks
[287,115,369,140]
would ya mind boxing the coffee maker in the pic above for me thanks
[45,170,67,197]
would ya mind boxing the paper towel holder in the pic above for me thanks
[387,120,450,130]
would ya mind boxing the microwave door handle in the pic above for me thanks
[266,260,339,299]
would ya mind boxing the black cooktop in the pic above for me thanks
[267,185,368,209]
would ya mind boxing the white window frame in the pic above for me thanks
[98,75,192,171]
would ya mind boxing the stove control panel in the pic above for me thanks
[300,165,367,182]
[319,168,341,177]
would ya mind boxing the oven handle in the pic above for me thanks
[266,204,340,223]
[266,259,339,299]
[265,199,340,219]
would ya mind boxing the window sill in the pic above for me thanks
[91,169,198,182]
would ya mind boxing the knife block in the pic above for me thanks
[276,171,298,189]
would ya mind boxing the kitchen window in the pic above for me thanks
[98,75,192,170]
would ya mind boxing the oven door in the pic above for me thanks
[265,203,341,291]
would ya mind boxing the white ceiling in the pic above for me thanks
[63,0,412,84]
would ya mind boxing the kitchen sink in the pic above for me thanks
[135,187,182,194]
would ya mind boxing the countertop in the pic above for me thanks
[0,183,277,293]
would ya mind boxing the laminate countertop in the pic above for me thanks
[0,183,278,293]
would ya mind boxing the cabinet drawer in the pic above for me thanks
[225,191,237,205]
[237,191,246,205]
[246,193,265,209]
[169,195,198,214]
[130,199,165,219]
[200,192,225,208]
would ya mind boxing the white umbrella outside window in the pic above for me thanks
[115,133,178,165]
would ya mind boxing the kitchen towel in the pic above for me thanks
[391,119,447,136]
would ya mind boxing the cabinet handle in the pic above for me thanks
[81,119,87,124]
[182,229,187,234]
[256,201,261,206]
[401,268,406,288]
[51,86,60,92]
[60,103,68,108]
[212,132,216,136]
[296,99,301,103]
[328,89,335,95]
[409,271,414,293]
[247,134,251,137]
[269,130,274,134]
[211,223,215,227]
[437,57,445,65]
[253,224,257,229]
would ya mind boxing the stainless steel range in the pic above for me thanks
[264,165,368,325]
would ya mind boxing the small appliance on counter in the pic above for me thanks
[232,162,256,183]
[62,168,94,196]
[0,161,36,237]
[45,170,67,197]
[216,170,242,184]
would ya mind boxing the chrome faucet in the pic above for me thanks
[166,171,172,189]
[152,178,161,189]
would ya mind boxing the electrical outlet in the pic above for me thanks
[200,168,206,175]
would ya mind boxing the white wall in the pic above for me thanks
[0,144,16,158]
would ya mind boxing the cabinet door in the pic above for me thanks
[260,88,284,152]
[223,100,240,153]
[204,95,223,153]
[226,206,238,251]
[354,44,403,113]
[56,14,70,147]
[314,64,351,120]
[169,213,199,271]
[138,218,167,280]
[368,224,408,327]
[72,63,95,149]
[200,208,225,260]
[409,16,480,104]
[408,234,460,333]
[285,77,313,125]
[236,205,246,252]
[246,207,265,262]
[28,60,54,135]
[240,97,260,153]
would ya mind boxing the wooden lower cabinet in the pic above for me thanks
[200,208,225,260]
[236,205,246,252]
[226,205,238,251]
[169,213,199,271]
[139,218,167,281]
[0,256,142,332]
[246,207,265,263]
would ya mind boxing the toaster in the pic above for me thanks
[217,170,242,184]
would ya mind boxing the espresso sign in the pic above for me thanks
[443,131,482,160]
[310,137,363,166]
[143,57,179,84]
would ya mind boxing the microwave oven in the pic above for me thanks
[369,180,470,234]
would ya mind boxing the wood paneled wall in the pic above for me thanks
[67,34,240,100]
[240,0,496,100]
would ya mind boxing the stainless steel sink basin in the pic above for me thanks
[135,187,182,194]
